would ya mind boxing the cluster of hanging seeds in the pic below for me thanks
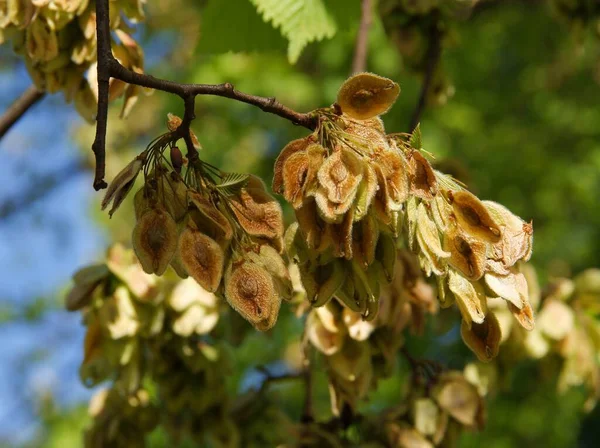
[277,74,406,321]
[277,73,534,361]
[101,114,291,331]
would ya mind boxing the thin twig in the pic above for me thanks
[0,86,45,140]
[92,0,317,191]
[352,0,373,74]
[408,15,442,132]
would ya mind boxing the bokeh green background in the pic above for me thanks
[1,0,599,446]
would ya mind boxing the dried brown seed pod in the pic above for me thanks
[246,244,292,300]
[433,372,483,428]
[353,163,378,221]
[352,212,380,268]
[132,208,178,275]
[416,202,450,270]
[449,191,501,243]
[408,150,438,200]
[101,158,143,217]
[460,312,502,362]
[159,175,189,222]
[443,231,486,281]
[179,227,224,292]
[294,198,330,252]
[447,269,486,326]
[484,269,526,309]
[225,261,280,331]
[65,264,110,311]
[188,190,233,241]
[230,177,284,241]
[508,299,535,331]
[282,151,310,209]
[484,200,533,266]
[342,116,390,154]
[327,208,355,259]
[336,73,400,120]
[273,137,312,194]
[376,150,409,207]
[317,149,363,205]
[306,310,345,355]
[133,187,151,221]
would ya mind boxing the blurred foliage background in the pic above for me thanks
[1,0,600,446]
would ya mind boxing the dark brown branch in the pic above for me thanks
[0,86,45,140]
[92,0,317,190]
[352,0,373,74]
[408,16,442,132]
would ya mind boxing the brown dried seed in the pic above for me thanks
[327,208,355,259]
[225,261,280,331]
[133,187,151,221]
[282,151,310,209]
[484,270,524,309]
[433,373,482,427]
[352,212,380,268]
[450,190,501,243]
[314,186,355,223]
[508,299,535,331]
[447,269,486,327]
[484,200,533,266]
[461,313,502,362]
[294,198,330,252]
[230,180,284,241]
[272,137,312,194]
[336,73,400,120]
[101,158,143,217]
[353,164,379,221]
[179,228,224,292]
[342,116,390,154]
[132,208,178,275]
[416,202,450,261]
[317,149,363,204]
[408,150,438,200]
[444,231,486,281]
[376,151,409,207]
[246,244,292,300]
[188,190,233,241]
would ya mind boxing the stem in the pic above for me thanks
[352,0,373,74]
[92,0,317,190]
[0,86,45,140]
[408,15,442,132]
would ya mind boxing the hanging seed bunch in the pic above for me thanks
[396,128,534,362]
[382,369,486,448]
[101,114,291,331]
[0,0,146,121]
[277,73,534,362]
[484,266,600,411]
[278,73,406,321]
[304,250,437,415]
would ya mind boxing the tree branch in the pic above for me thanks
[92,0,317,190]
[0,86,45,140]
[408,15,442,132]
[352,0,373,74]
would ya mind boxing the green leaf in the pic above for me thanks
[216,172,250,196]
[250,0,337,63]
[410,123,422,149]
